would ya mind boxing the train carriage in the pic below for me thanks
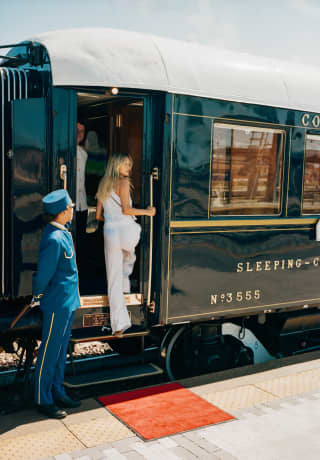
[1,28,320,382]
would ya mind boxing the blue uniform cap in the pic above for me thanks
[42,189,74,215]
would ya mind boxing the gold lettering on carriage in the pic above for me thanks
[236,257,320,273]
[301,113,320,127]
[210,289,261,305]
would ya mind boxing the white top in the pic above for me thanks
[29,27,320,113]
[102,191,136,228]
[76,145,88,211]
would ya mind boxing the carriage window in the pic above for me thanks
[302,135,320,214]
[210,124,284,216]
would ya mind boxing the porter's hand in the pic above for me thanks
[30,297,40,308]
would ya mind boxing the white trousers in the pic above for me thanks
[104,221,141,333]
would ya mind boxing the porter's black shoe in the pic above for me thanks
[36,404,67,419]
[55,396,81,409]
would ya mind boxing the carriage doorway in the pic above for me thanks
[76,93,145,296]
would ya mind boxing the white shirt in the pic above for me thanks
[50,221,67,231]
[76,145,88,211]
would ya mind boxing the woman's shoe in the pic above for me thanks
[112,330,124,338]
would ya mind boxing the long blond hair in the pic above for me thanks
[96,152,133,201]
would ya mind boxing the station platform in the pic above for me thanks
[1,351,320,460]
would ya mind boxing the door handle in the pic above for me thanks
[147,172,154,308]
[60,164,67,190]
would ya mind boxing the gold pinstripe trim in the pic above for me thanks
[38,312,55,405]
[172,227,313,234]
[173,112,320,130]
[170,218,317,228]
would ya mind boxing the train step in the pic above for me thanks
[70,325,149,344]
[64,362,163,388]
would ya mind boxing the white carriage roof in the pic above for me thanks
[30,27,320,113]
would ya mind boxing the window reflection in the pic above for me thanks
[302,135,320,214]
[210,124,284,216]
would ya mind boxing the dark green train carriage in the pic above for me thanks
[1,28,320,382]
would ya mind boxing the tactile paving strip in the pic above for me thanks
[0,427,83,460]
[192,384,280,412]
[255,368,320,398]
[66,415,135,447]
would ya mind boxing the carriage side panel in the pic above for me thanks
[11,98,48,297]
[167,226,320,322]
[161,94,320,324]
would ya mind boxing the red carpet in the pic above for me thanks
[98,382,234,440]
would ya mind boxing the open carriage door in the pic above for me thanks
[141,95,163,323]
[10,98,48,297]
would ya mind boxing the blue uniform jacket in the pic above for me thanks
[33,223,80,313]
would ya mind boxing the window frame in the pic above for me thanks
[209,121,286,218]
[301,133,320,216]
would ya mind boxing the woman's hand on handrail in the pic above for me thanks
[145,206,156,217]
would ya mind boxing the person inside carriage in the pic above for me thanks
[75,121,88,271]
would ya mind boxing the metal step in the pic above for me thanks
[64,362,163,388]
[80,294,143,307]
[70,326,149,344]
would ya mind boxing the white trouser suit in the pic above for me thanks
[102,192,141,333]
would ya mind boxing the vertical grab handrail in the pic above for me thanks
[1,69,5,295]
[146,172,154,307]
[60,164,67,190]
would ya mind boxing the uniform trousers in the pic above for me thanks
[34,308,75,406]
[104,220,141,333]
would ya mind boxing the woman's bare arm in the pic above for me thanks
[118,178,156,217]
[96,199,104,221]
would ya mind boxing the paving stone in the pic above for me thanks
[142,440,162,448]
[157,437,178,448]
[101,448,127,459]
[181,431,201,442]
[131,442,180,460]
[186,427,220,449]
[170,446,198,459]
[197,439,220,452]
[73,456,91,460]
[190,436,220,454]
[238,407,266,416]
[55,454,73,460]
[111,437,142,453]
[71,450,88,459]
[123,451,145,460]
[169,434,186,444]
[169,434,214,458]
[71,447,105,460]
[214,449,239,460]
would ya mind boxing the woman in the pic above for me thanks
[96,153,156,336]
